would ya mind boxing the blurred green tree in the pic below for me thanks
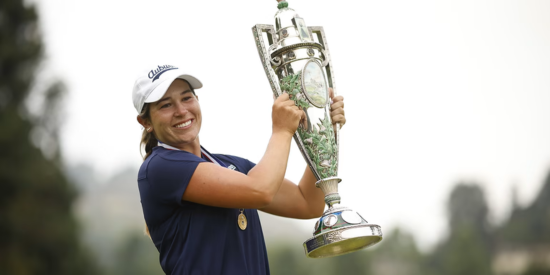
[498,171,550,245]
[268,245,306,275]
[369,228,424,275]
[111,233,164,275]
[426,183,493,275]
[0,0,100,274]
[523,264,550,275]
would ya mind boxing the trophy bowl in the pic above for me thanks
[252,0,383,258]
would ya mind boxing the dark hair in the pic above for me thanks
[139,103,157,161]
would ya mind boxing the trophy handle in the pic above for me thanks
[252,24,282,98]
[309,26,341,165]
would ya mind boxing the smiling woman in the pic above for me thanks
[138,80,202,154]
[131,63,346,275]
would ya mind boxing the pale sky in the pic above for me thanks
[35,0,550,249]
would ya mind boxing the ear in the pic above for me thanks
[137,115,151,129]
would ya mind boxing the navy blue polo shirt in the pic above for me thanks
[137,146,270,275]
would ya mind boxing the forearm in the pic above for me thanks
[247,131,293,200]
[259,166,325,219]
[183,132,294,209]
[297,166,326,217]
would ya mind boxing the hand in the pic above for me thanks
[329,88,345,130]
[272,92,305,136]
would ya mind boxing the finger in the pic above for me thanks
[278,96,296,107]
[286,99,300,108]
[290,104,301,112]
[301,112,308,130]
[274,98,285,107]
[330,101,344,110]
[331,95,344,103]
[277,92,290,102]
[329,88,334,100]
[292,109,303,122]
[330,108,345,118]
[331,114,346,126]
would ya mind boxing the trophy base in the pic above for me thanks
[303,206,383,258]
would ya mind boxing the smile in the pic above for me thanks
[174,120,192,128]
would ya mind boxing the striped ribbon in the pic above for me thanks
[157,141,228,168]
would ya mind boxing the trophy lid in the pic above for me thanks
[274,1,296,30]
[274,1,314,48]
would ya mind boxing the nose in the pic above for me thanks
[174,102,188,116]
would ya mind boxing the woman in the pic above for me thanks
[133,64,346,274]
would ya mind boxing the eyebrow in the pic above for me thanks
[155,89,194,105]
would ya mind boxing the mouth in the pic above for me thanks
[173,119,193,129]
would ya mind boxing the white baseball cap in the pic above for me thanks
[132,64,203,114]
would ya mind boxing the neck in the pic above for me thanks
[161,137,201,157]
[181,136,201,157]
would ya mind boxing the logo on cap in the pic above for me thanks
[148,65,178,82]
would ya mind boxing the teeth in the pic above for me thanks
[175,120,191,128]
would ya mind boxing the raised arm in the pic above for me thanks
[260,88,346,219]
[182,92,304,209]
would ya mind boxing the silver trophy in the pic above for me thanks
[252,1,383,258]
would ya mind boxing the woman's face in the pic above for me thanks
[147,79,202,150]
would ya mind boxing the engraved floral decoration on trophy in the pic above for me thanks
[280,72,309,109]
[299,113,338,179]
[280,72,337,179]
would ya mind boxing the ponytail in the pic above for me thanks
[140,128,157,161]
[139,103,157,161]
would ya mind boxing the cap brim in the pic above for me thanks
[144,71,203,104]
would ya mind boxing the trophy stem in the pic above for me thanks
[315,177,342,208]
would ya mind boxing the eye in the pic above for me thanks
[183,96,192,101]
[160,103,171,109]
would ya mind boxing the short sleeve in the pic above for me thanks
[243,158,256,173]
[146,153,206,205]
[215,154,256,175]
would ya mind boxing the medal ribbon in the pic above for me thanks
[157,141,228,168]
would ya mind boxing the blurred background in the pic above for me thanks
[1,0,549,274]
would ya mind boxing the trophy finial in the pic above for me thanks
[277,0,288,9]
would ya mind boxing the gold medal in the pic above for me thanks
[238,209,247,230]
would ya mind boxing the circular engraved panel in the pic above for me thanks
[323,214,338,227]
[301,60,328,108]
[341,211,362,224]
